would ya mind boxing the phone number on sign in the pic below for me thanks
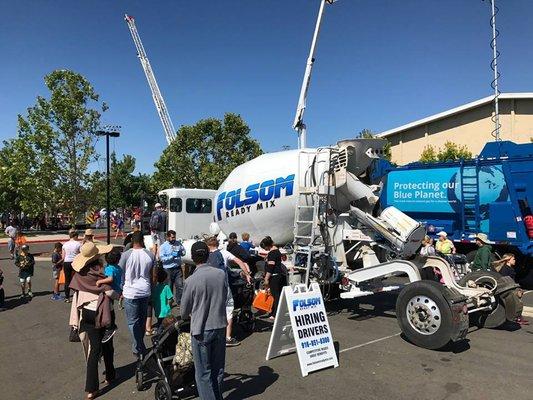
[301,336,330,349]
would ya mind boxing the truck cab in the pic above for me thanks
[158,188,216,240]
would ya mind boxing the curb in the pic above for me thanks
[1,234,110,246]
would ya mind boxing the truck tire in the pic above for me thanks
[396,281,455,350]
[458,271,506,328]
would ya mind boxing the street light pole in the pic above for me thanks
[95,126,121,244]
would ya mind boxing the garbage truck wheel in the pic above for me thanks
[458,271,507,328]
[396,281,454,350]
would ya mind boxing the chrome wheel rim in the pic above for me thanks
[406,295,442,335]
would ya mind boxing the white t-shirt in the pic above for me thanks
[219,249,236,268]
[63,239,81,262]
[120,248,154,299]
[4,226,17,239]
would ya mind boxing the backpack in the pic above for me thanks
[208,250,225,271]
[149,211,164,231]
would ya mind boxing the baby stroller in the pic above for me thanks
[229,268,258,332]
[136,319,196,400]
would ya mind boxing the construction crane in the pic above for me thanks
[124,14,176,144]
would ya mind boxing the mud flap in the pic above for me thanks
[494,276,522,321]
[440,287,469,342]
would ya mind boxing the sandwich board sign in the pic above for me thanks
[266,282,338,377]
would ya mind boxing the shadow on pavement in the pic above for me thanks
[399,333,471,354]
[235,318,273,342]
[326,292,398,321]
[223,366,279,400]
[2,291,52,310]
[2,296,28,310]
[97,361,137,397]
[496,321,523,332]
[5,290,52,301]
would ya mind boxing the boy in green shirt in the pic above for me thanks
[151,268,174,327]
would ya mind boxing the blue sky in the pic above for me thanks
[1,0,532,173]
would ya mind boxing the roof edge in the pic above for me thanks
[378,92,533,138]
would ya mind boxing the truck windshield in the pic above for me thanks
[186,198,212,214]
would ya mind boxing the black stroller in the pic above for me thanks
[228,268,258,332]
[136,320,196,400]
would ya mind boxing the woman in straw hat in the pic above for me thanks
[68,242,118,399]
[471,233,494,271]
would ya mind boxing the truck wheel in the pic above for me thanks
[396,281,454,350]
[458,271,506,328]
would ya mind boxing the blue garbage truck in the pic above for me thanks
[378,140,533,261]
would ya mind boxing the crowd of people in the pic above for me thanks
[420,230,530,325]
[2,213,282,399]
[2,209,532,399]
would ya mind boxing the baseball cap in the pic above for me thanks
[228,232,238,240]
[155,202,162,208]
[191,241,209,258]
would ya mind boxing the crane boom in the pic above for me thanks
[293,0,336,149]
[125,14,176,144]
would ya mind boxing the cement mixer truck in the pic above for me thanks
[153,1,520,350]
[159,137,520,350]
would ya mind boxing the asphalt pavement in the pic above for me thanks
[0,241,532,400]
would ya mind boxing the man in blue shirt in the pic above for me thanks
[159,230,186,306]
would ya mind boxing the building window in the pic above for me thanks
[186,198,212,214]
[170,198,182,213]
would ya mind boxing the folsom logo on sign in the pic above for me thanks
[216,174,295,221]
[292,297,321,312]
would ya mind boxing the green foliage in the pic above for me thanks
[89,153,152,209]
[419,141,473,163]
[152,113,263,190]
[419,145,438,163]
[0,70,106,219]
[356,129,392,161]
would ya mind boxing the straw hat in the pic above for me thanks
[475,233,491,244]
[72,242,114,272]
[84,228,94,237]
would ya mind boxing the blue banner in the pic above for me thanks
[386,167,460,213]
[385,165,509,232]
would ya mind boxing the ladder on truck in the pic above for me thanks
[292,149,332,285]
[124,14,177,145]
[460,162,480,233]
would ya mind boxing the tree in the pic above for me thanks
[89,153,152,209]
[419,141,472,163]
[356,129,392,161]
[0,131,58,217]
[419,145,438,163]
[152,113,263,190]
[15,70,107,220]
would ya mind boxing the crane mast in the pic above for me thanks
[125,14,176,144]
[293,0,336,149]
